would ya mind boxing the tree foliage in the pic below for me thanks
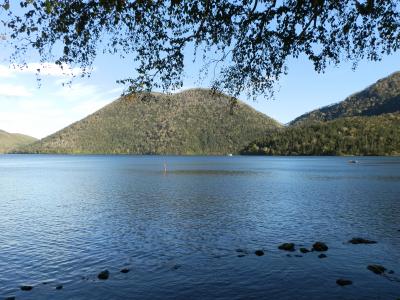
[0,129,37,153]
[2,1,400,97]
[13,89,280,155]
[242,113,400,156]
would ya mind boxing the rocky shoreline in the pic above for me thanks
[5,236,399,300]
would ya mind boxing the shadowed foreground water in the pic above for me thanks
[0,155,399,300]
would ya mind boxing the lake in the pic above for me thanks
[0,155,399,300]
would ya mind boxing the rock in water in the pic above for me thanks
[300,248,310,253]
[121,268,130,273]
[367,265,386,275]
[56,285,63,290]
[318,254,327,259]
[336,279,353,286]
[98,270,110,280]
[312,242,328,252]
[255,250,264,256]
[20,285,33,291]
[5,297,16,300]
[278,243,295,251]
[348,238,377,244]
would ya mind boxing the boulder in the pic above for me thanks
[336,279,352,286]
[367,265,386,275]
[318,254,327,259]
[300,248,310,253]
[56,285,63,290]
[255,250,264,256]
[97,270,110,280]
[348,238,377,244]
[312,242,328,252]
[20,285,33,291]
[278,243,295,252]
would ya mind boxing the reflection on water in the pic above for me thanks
[0,155,399,300]
[166,169,262,176]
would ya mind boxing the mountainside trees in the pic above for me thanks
[242,113,400,156]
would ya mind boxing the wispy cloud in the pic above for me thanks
[0,80,122,138]
[0,83,32,97]
[0,65,15,78]
[11,62,83,77]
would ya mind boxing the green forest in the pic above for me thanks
[14,89,280,155]
[242,113,400,156]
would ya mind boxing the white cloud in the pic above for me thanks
[0,62,122,138]
[0,80,122,138]
[0,65,15,78]
[0,84,32,97]
[11,62,83,77]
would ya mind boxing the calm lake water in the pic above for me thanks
[0,155,399,300]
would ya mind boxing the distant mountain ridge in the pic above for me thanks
[243,71,400,156]
[291,72,400,125]
[0,130,37,153]
[16,89,281,155]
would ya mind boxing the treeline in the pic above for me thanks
[242,113,400,156]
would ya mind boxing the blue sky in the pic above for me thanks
[0,39,399,138]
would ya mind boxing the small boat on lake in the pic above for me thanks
[348,160,358,164]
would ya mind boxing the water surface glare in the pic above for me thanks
[0,155,399,300]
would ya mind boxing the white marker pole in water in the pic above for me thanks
[163,161,167,175]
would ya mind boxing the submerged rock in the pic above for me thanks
[5,297,16,300]
[121,268,130,273]
[318,254,327,259]
[294,254,303,258]
[336,279,353,286]
[367,265,386,275]
[172,264,181,270]
[237,254,246,258]
[20,285,33,291]
[349,238,377,244]
[278,243,295,252]
[255,250,264,256]
[56,285,63,290]
[312,242,328,252]
[300,248,310,253]
[97,270,110,280]
[388,270,395,274]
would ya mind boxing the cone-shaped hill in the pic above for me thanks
[0,130,37,153]
[291,71,400,125]
[17,89,281,155]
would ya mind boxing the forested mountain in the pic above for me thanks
[15,89,281,155]
[291,72,400,125]
[0,130,37,153]
[241,71,400,156]
[242,113,400,156]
